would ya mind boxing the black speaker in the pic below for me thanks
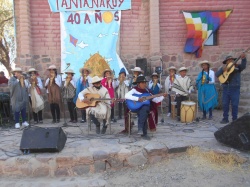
[214,113,250,151]
[20,127,67,153]
[136,58,148,76]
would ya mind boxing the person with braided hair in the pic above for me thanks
[196,61,218,120]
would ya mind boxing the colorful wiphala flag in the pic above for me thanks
[183,10,232,57]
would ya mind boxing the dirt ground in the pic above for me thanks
[104,154,250,187]
[1,152,249,187]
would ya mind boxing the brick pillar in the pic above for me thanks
[14,0,33,68]
[149,0,160,54]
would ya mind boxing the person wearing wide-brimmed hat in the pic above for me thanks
[101,69,118,122]
[215,53,247,124]
[148,73,162,95]
[8,67,29,129]
[27,67,44,124]
[129,66,144,88]
[78,76,111,134]
[196,61,218,120]
[125,76,167,140]
[164,66,177,117]
[172,67,194,121]
[73,67,92,123]
[63,69,78,123]
[44,64,62,123]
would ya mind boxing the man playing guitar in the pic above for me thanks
[125,76,167,140]
[78,76,111,134]
[215,53,247,124]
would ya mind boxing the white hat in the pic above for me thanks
[178,67,188,72]
[151,72,159,77]
[199,60,211,67]
[167,66,177,71]
[131,67,143,72]
[47,65,57,70]
[11,67,23,73]
[91,76,102,84]
[79,67,92,74]
[64,69,75,74]
[102,69,113,77]
[27,68,37,73]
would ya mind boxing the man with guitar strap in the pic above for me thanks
[125,76,166,140]
[215,53,247,124]
[78,76,111,134]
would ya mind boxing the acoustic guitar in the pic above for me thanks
[219,48,250,83]
[126,92,166,111]
[76,93,124,109]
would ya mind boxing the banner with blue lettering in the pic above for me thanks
[48,0,131,12]
[60,10,126,78]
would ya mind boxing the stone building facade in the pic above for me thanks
[13,0,250,115]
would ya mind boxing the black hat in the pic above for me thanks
[223,56,236,64]
[133,76,148,84]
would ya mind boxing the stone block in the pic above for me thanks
[72,164,90,175]
[106,157,124,170]
[94,160,106,172]
[19,165,33,176]
[144,142,168,156]
[56,155,77,167]
[117,148,132,160]
[127,152,147,167]
[92,150,109,161]
[87,179,107,187]
[33,167,50,177]
[54,167,70,177]
[168,146,189,154]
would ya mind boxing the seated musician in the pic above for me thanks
[172,67,194,121]
[125,76,166,140]
[78,76,111,134]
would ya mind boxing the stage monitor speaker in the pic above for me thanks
[136,58,148,76]
[20,127,67,153]
[214,113,250,151]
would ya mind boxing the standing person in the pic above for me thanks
[164,66,177,117]
[125,76,166,140]
[129,67,143,88]
[148,72,162,95]
[215,54,247,124]
[44,65,62,123]
[101,69,117,122]
[172,67,194,121]
[78,76,111,134]
[63,69,77,123]
[0,71,8,84]
[116,67,129,120]
[8,67,29,129]
[28,68,44,124]
[196,61,218,120]
[74,67,92,123]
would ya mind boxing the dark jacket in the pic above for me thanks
[215,58,247,87]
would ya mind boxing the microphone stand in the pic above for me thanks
[60,63,70,127]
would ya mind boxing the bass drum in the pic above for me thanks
[180,101,196,123]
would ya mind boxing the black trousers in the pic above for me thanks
[176,95,188,117]
[67,99,77,121]
[29,97,43,122]
[81,110,86,120]
[50,103,60,120]
[118,102,126,119]
[111,108,115,120]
